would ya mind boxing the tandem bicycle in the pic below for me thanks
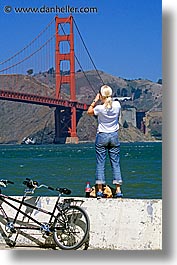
[0,178,90,250]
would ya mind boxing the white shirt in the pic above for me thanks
[94,101,121,133]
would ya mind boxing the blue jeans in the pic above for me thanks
[95,131,122,185]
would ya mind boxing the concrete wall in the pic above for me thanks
[0,197,162,250]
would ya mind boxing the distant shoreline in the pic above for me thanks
[79,139,162,144]
[0,140,162,146]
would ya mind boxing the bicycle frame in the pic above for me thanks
[0,192,61,231]
[0,179,90,250]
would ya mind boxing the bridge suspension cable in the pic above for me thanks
[58,16,105,95]
[73,18,105,88]
[0,35,55,73]
[0,15,104,102]
[0,17,55,66]
[0,17,56,99]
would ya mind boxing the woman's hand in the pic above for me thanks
[94,93,100,102]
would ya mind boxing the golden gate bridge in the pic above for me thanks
[0,15,104,144]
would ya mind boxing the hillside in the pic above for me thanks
[0,70,162,144]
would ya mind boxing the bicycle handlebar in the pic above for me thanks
[0,178,71,195]
[0,179,14,187]
[23,178,55,192]
[23,178,72,194]
[37,184,55,191]
[48,186,55,191]
[7,180,14,184]
[23,178,38,189]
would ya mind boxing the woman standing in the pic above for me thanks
[87,85,123,198]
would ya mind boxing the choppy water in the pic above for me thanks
[0,142,162,199]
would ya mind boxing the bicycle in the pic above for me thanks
[0,178,90,250]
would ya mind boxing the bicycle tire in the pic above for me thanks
[53,205,90,250]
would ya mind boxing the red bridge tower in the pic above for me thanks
[55,15,78,144]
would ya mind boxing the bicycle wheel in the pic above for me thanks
[53,205,90,250]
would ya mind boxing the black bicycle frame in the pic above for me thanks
[0,193,61,229]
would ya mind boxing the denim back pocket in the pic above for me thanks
[95,133,109,146]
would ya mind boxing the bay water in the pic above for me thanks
[0,142,162,199]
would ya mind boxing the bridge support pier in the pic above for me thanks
[54,106,79,144]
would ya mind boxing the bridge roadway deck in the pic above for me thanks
[0,90,88,110]
[0,197,162,250]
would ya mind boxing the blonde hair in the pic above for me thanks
[100,85,113,109]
